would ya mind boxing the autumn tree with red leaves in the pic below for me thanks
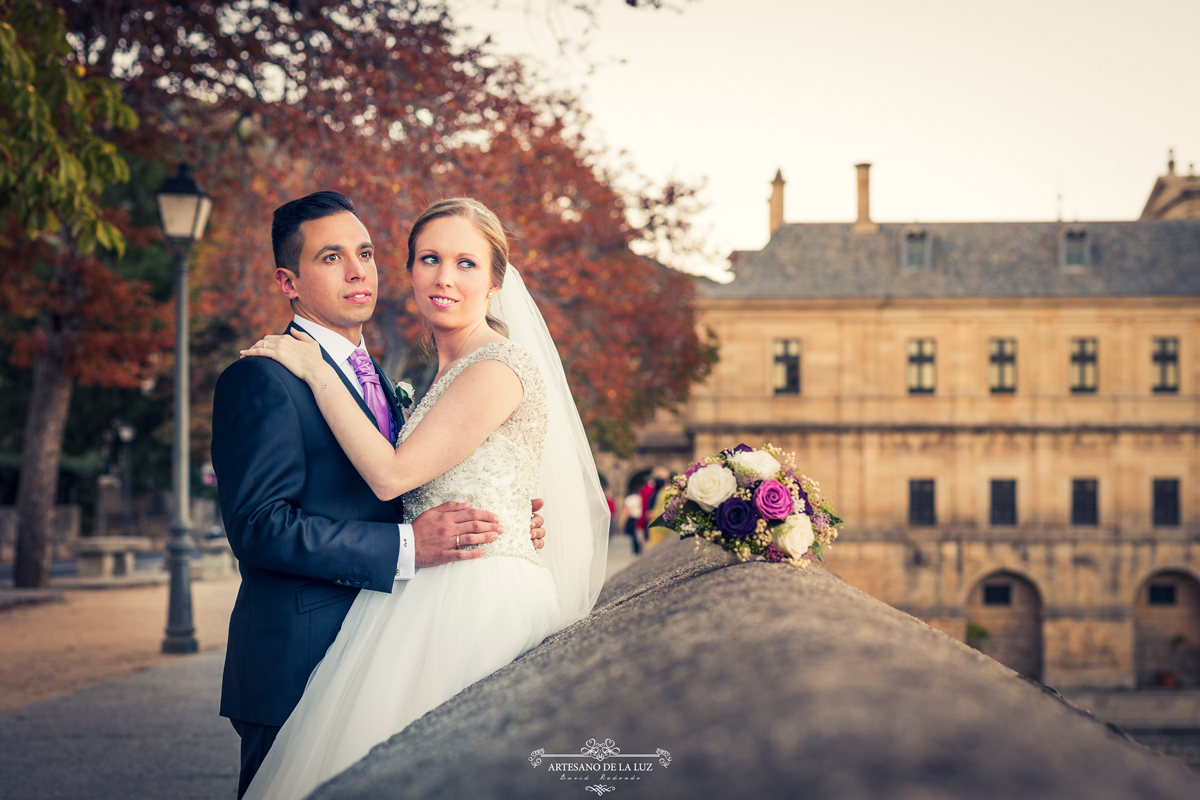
[48,1,713,492]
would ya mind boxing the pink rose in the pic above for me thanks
[753,479,794,521]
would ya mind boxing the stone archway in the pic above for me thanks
[625,468,653,498]
[1134,570,1200,688]
[967,571,1044,681]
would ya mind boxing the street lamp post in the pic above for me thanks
[117,421,136,538]
[156,163,213,655]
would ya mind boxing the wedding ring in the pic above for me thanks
[456,534,460,549]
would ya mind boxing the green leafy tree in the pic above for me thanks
[0,0,132,250]
[0,0,165,588]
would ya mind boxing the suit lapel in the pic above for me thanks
[286,321,379,429]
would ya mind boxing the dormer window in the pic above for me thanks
[1060,228,1089,270]
[903,229,930,269]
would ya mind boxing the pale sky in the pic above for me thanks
[452,0,1200,277]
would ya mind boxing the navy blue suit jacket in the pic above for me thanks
[211,323,403,726]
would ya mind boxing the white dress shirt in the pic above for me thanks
[294,314,414,581]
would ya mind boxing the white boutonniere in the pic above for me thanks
[395,380,414,419]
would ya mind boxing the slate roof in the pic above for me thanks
[703,220,1200,300]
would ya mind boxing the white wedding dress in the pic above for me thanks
[245,340,561,800]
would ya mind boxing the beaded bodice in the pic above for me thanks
[399,341,545,566]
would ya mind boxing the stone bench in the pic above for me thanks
[313,537,1200,800]
[197,537,238,580]
[70,536,152,579]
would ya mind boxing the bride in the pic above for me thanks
[239,198,609,799]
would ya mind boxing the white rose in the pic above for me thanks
[685,464,738,511]
[729,449,781,481]
[773,513,815,558]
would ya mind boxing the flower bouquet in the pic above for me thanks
[649,443,841,567]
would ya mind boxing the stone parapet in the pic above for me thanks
[311,537,1200,799]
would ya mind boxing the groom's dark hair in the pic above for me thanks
[272,191,359,274]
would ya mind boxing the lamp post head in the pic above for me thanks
[156,162,213,242]
[117,421,136,444]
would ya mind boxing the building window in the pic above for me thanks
[1153,478,1180,526]
[1061,229,1088,269]
[990,480,1017,526]
[1152,337,1179,394]
[907,339,936,394]
[903,231,929,269]
[1148,584,1177,606]
[1072,479,1098,526]
[983,584,1012,606]
[989,338,1016,394]
[1070,338,1097,394]
[909,479,936,526]
[772,339,801,394]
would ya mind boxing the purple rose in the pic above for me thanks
[715,498,757,538]
[753,479,794,521]
[720,443,754,459]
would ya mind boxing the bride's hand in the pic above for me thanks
[240,330,332,387]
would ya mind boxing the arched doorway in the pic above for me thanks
[1134,570,1200,687]
[625,468,652,498]
[967,571,1044,681]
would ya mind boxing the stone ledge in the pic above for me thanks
[69,536,154,553]
[312,537,1200,799]
[49,572,170,590]
[0,588,65,611]
[1065,689,1200,729]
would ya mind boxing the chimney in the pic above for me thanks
[853,162,878,235]
[769,169,785,238]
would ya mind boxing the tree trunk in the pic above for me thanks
[13,245,83,589]
[13,354,74,587]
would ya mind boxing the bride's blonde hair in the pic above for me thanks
[405,198,510,337]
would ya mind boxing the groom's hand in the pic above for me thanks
[412,501,501,567]
[530,498,546,551]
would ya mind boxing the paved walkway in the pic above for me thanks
[0,536,642,799]
[0,650,238,800]
[604,531,637,579]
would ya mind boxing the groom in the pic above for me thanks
[210,191,545,798]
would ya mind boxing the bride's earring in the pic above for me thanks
[487,292,494,298]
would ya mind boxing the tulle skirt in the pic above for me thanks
[245,556,559,800]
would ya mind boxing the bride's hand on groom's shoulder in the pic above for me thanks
[240,330,332,387]
[530,498,545,551]
[412,501,502,568]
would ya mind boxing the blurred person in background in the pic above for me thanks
[619,489,644,555]
[644,467,672,548]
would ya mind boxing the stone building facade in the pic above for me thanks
[611,160,1200,691]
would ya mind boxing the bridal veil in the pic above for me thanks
[490,266,609,631]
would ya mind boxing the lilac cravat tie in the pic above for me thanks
[347,349,393,443]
